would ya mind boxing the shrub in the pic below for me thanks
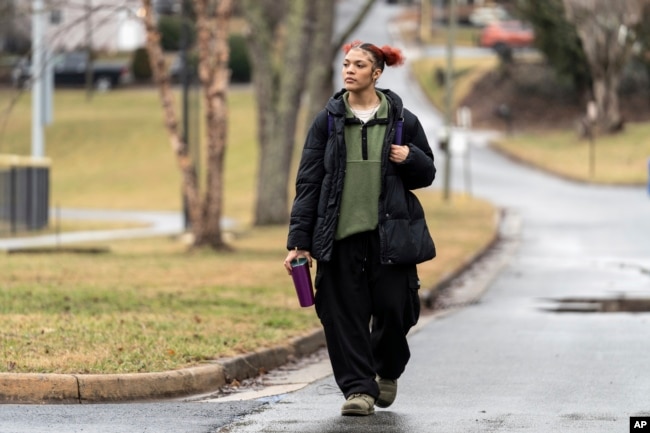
[131,47,152,81]
[158,15,196,52]
[229,34,251,83]
[158,15,183,51]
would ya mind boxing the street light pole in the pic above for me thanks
[180,0,190,229]
[31,0,45,158]
[443,0,457,202]
[420,0,431,44]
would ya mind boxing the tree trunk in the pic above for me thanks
[244,0,316,225]
[141,0,232,250]
[304,1,335,127]
[193,0,232,249]
[592,73,623,132]
[304,0,378,129]
[244,0,378,226]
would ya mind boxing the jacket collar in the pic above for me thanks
[326,88,403,118]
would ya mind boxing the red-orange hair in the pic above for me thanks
[342,40,405,71]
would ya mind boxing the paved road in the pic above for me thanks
[2,1,650,432]
[207,1,650,432]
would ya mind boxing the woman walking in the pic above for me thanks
[284,40,436,416]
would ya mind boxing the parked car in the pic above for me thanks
[12,51,132,91]
[478,20,534,51]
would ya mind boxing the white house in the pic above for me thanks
[42,0,147,53]
[6,0,148,54]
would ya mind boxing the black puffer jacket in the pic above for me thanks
[287,88,436,264]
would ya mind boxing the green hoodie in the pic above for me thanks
[335,91,389,240]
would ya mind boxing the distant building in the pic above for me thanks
[4,0,171,54]
[44,0,146,53]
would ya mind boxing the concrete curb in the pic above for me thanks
[0,373,80,404]
[0,329,326,404]
[219,329,326,384]
[0,364,228,404]
[420,208,504,309]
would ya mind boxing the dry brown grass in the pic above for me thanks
[1,191,496,374]
[0,85,497,374]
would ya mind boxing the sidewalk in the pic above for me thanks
[0,209,239,253]
[0,209,183,253]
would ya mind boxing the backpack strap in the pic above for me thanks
[327,111,334,137]
[394,107,404,145]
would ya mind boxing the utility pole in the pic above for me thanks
[31,0,45,158]
[443,0,457,202]
[85,0,94,100]
[30,0,51,231]
[180,0,192,229]
[419,0,431,44]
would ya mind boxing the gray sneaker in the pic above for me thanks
[375,377,397,408]
[341,393,375,416]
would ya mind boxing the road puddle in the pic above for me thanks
[543,297,650,313]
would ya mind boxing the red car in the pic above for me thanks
[479,20,534,51]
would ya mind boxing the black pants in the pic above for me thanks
[314,229,421,399]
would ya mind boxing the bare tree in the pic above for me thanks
[243,0,378,226]
[302,1,335,128]
[562,0,649,132]
[303,0,377,129]
[243,0,316,225]
[141,0,233,250]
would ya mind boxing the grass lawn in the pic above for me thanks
[0,86,497,374]
[411,56,498,115]
[493,126,650,185]
[395,9,481,48]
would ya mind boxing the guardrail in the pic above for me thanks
[0,155,50,235]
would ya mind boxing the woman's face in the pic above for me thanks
[342,48,381,93]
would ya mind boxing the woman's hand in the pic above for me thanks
[389,144,409,163]
[283,249,313,275]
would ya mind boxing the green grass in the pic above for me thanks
[1,88,180,210]
[396,10,481,48]
[1,193,495,374]
[493,126,650,185]
[1,236,319,374]
[0,87,258,219]
[0,86,497,374]
[411,56,498,113]
[429,26,481,47]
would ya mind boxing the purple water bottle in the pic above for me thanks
[291,257,314,307]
